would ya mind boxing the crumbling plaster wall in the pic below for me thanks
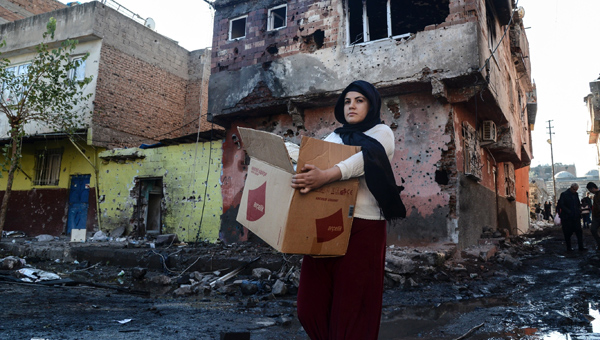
[209,22,481,118]
[98,142,223,242]
[221,91,459,246]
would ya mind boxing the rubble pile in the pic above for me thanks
[0,225,555,304]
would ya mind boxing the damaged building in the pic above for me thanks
[0,0,223,241]
[209,0,537,248]
[586,76,600,167]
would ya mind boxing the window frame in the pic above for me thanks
[267,4,287,31]
[228,15,248,40]
[345,0,412,46]
[69,56,86,81]
[33,148,63,186]
[2,62,32,103]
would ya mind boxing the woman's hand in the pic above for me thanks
[291,164,342,194]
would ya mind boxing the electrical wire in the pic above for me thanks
[478,0,520,74]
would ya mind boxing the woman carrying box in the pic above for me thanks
[291,80,405,339]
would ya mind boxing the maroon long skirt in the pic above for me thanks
[296,218,387,340]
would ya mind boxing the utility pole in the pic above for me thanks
[547,120,557,207]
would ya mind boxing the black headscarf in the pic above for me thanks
[334,80,406,220]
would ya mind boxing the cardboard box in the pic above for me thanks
[236,127,360,255]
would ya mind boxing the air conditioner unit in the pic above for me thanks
[481,120,497,143]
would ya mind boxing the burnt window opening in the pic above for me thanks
[485,0,497,45]
[229,15,247,40]
[268,4,287,31]
[346,0,450,45]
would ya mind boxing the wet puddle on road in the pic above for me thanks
[380,301,600,339]
[379,297,511,339]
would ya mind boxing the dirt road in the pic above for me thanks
[2,226,600,339]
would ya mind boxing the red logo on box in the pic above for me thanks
[247,181,266,221]
[315,208,344,243]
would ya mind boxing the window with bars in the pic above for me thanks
[34,148,63,186]
[346,0,449,45]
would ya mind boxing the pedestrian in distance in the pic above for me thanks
[586,182,600,250]
[557,183,586,252]
[581,193,592,229]
[535,203,543,221]
[291,80,406,340]
[544,200,552,221]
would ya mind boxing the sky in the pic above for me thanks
[59,0,600,176]
[59,0,215,50]
[518,0,600,176]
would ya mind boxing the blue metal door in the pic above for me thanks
[67,175,90,234]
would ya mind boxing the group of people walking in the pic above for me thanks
[555,182,600,252]
[534,201,553,222]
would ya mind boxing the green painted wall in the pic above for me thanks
[98,141,223,242]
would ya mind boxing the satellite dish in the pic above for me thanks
[144,17,156,30]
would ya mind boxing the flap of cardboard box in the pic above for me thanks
[297,136,361,169]
[238,127,295,173]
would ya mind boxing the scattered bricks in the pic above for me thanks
[155,234,179,246]
[240,280,259,295]
[0,256,26,270]
[218,283,239,296]
[385,254,417,274]
[252,267,271,279]
[279,315,293,326]
[149,274,172,286]
[173,285,194,297]
[462,244,498,262]
[272,279,288,296]
[190,271,204,282]
[131,267,147,280]
[385,272,406,286]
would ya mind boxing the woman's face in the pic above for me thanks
[344,91,369,124]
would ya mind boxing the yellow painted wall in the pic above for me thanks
[0,138,98,190]
[98,141,223,242]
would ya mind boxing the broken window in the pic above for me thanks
[69,56,86,81]
[268,4,287,31]
[346,0,450,45]
[229,15,247,40]
[462,122,482,180]
[504,163,516,199]
[34,148,63,186]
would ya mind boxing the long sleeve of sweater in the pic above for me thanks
[323,124,395,220]
[324,124,395,180]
